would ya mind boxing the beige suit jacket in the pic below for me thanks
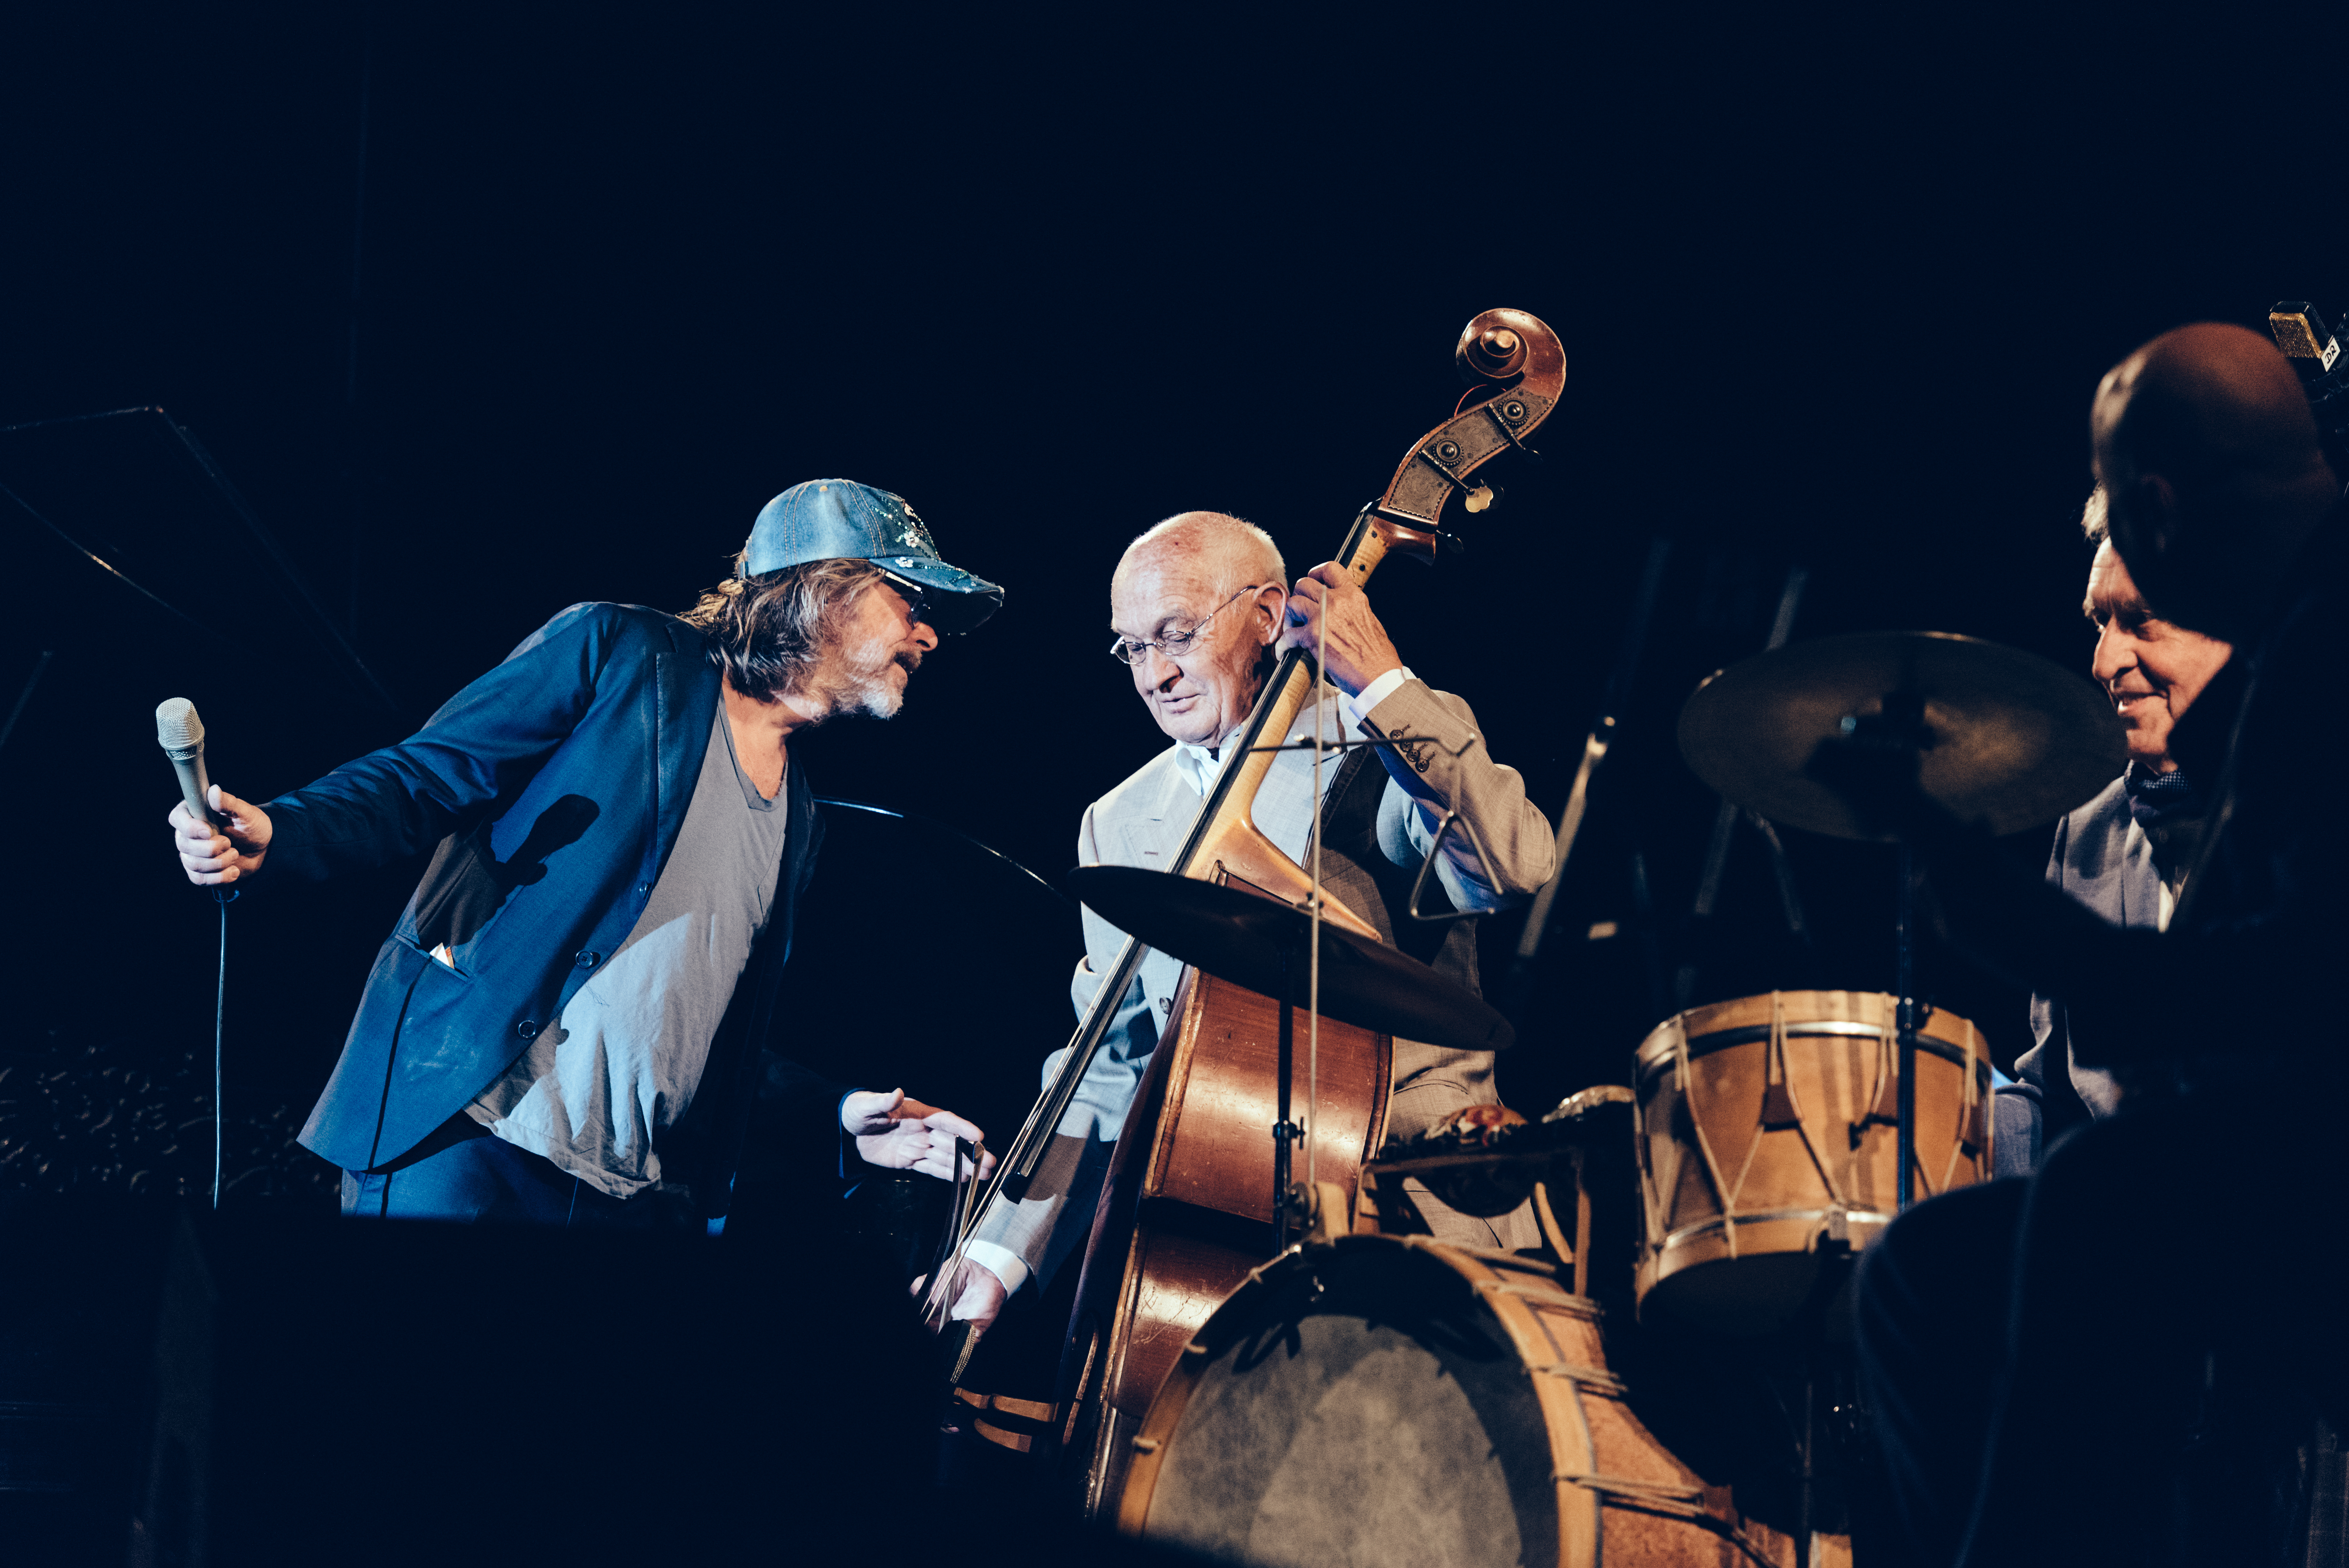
[968,677,1555,1289]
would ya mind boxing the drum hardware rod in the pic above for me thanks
[1673,565,1809,1009]
[1896,841,1919,1212]
[1404,806,1502,924]
[1629,850,1673,1025]
[1273,991,1293,1251]
[1799,1362,1817,1568]
[1746,810,1813,948]
[1269,937,1310,1253]
[1840,685,1932,1212]
[1501,537,1674,1019]
[1676,795,1740,1010]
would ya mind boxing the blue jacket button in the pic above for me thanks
[576,950,600,968]
[515,1020,539,1039]
[636,883,651,895]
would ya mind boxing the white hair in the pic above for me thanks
[2080,483,2110,547]
[1116,510,1286,598]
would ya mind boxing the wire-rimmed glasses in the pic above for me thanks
[1107,584,1268,666]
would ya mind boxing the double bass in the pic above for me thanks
[943,308,1567,1506]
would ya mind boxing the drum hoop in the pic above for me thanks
[1117,1235,1575,1542]
[1655,1206,1895,1256]
[1635,1019,1993,1082]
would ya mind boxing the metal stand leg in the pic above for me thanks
[1274,989,1295,1252]
[1799,1364,1816,1568]
[1895,842,1917,1212]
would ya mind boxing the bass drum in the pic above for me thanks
[1116,1234,1777,1567]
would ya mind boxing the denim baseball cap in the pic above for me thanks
[743,479,1003,633]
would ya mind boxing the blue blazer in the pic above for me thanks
[1996,775,2155,1175]
[274,602,836,1210]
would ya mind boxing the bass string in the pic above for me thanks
[1307,582,1328,1205]
[942,643,1307,1267]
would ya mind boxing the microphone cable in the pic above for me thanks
[212,886,235,1208]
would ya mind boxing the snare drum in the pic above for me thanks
[1634,990,1993,1333]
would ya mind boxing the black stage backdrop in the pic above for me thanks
[1,6,2340,1203]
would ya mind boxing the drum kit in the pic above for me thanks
[1065,630,2124,1567]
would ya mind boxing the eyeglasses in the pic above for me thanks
[1108,585,1267,666]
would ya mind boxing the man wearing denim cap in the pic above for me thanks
[169,480,1005,1228]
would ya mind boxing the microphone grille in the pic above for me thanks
[155,697,205,752]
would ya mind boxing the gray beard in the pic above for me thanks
[812,647,906,721]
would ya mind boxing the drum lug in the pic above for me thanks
[1824,1206,1849,1245]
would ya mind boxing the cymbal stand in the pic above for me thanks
[1843,686,1930,1215]
[1895,842,1917,1212]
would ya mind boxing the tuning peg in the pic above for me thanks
[1458,326,1527,384]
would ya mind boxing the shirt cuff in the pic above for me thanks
[1344,665,1414,731]
[961,1238,1030,1296]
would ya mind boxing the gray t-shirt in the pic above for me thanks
[466,708,788,1198]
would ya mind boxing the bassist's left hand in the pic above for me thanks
[1281,563,1403,697]
[845,1089,994,1182]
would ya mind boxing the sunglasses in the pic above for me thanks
[878,571,935,630]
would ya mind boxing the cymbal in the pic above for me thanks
[1678,631,2126,841]
[1065,865,1514,1052]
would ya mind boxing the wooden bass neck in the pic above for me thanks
[1165,512,1404,939]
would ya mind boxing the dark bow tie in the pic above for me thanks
[2124,762,2202,830]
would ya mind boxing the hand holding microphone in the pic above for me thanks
[158,698,272,886]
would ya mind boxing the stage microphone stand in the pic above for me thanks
[1272,946,1300,1253]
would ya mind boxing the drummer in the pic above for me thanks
[1990,484,2234,1170]
[1861,483,2235,1563]
[936,511,1559,1331]
[1838,323,2348,1567]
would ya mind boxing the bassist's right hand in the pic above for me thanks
[911,1261,1010,1331]
[952,1264,1008,1330]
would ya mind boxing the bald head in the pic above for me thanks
[1113,511,1286,601]
[2092,322,2337,640]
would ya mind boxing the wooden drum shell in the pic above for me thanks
[1633,989,1994,1333]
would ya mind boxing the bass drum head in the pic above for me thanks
[1132,1237,1560,1568]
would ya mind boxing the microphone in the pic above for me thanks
[2269,301,2349,490]
[156,697,227,830]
